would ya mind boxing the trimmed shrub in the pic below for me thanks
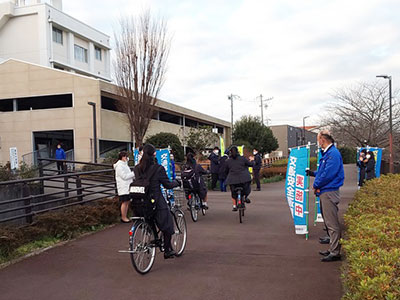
[146,132,184,162]
[338,146,357,164]
[341,174,400,300]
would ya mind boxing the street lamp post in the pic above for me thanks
[302,116,310,145]
[88,102,97,163]
[376,75,394,173]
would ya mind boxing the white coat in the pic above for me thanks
[113,160,135,196]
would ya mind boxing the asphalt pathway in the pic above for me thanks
[0,165,357,300]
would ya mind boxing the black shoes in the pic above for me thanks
[319,237,330,244]
[232,206,238,212]
[319,250,330,256]
[245,198,251,203]
[321,254,341,262]
[164,250,176,259]
[253,188,261,191]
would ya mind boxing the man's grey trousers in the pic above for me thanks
[320,190,341,255]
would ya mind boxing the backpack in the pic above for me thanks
[182,165,200,191]
[129,165,159,217]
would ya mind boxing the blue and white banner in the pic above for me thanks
[314,148,323,223]
[357,147,383,178]
[285,146,309,235]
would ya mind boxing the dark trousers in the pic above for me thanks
[57,161,65,174]
[220,179,226,192]
[253,169,260,189]
[211,173,219,190]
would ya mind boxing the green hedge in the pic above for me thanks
[338,146,357,164]
[272,157,317,170]
[341,175,400,300]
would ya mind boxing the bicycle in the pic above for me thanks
[234,186,245,223]
[186,190,206,222]
[119,190,187,275]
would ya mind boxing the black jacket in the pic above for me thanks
[253,153,262,171]
[218,155,228,180]
[184,163,208,191]
[225,155,253,185]
[365,158,376,180]
[134,162,179,210]
[208,152,220,174]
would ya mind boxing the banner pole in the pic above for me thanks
[313,148,319,226]
[306,142,311,240]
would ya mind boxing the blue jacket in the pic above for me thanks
[313,145,344,194]
[55,148,66,160]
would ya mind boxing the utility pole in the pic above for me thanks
[228,94,240,143]
[258,95,273,125]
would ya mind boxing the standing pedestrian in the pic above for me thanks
[208,147,220,191]
[218,150,229,192]
[170,152,176,179]
[252,148,262,191]
[55,143,66,174]
[307,130,344,262]
[365,150,376,181]
[114,151,135,223]
[357,149,367,187]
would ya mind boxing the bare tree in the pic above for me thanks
[186,126,219,155]
[114,11,170,146]
[322,81,400,156]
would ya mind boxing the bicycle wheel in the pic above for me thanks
[129,221,156,275]
[171,209,187,256]
[190,194,198,222]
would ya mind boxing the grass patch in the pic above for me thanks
[261,175,284,184]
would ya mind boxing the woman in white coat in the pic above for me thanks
[114,151,135,223]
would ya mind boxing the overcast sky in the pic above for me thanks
[64,0,400,127]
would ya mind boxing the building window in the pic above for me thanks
[95,46,102,61]
[52,27,63,45]
[0,99,14,112]
[159,112,182,125]
[53,65,64,70]
[8,94,73,111]
[74,45,88,63]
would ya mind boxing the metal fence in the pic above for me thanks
[0,158,115,225]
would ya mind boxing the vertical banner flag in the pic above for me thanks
[220,136,225,155]
[133,148,139,166]
[357,147,383,180]
[314,148,323,224]
[285,146,310,237]
[156,148,174,205]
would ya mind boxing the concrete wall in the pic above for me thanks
[0,13,40,64]
[0,59,100,164]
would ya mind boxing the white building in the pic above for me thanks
[0,0,111,81]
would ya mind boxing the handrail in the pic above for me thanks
[38,157,111,167]
[0,168,113,186]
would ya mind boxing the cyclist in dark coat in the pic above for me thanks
[134,144,180,259]
[183,152,209,208]
[225,146,254,211]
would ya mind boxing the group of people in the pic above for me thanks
[113,144,261,258]
[113,132,347,263]
[357,149,376,187]
[208,146,263,192]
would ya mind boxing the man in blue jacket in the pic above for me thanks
[55,143,66,174]
[307,130,344,262]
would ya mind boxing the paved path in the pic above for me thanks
[0,165,357,300]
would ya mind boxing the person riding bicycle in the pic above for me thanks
[182,152,209,209]
[133,144,181,259]
[225,146,254,211]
